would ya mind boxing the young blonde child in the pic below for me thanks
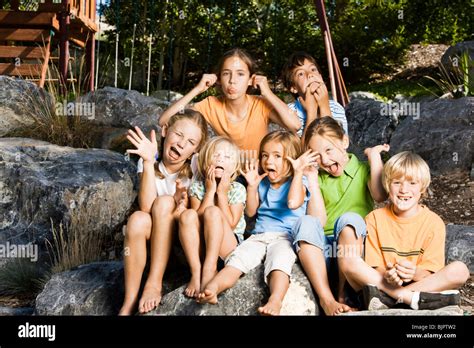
[340,151,469,310]
[159,48,301,152]
[179,136,246,297]
[197,131,325,315]
[119,110,208,315]
[292,116,389,315]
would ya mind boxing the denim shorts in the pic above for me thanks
[292,212,367,260]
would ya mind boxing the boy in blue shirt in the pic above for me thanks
[282,51,348,139]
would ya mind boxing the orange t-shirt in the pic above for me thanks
[365,204,445,273]
[194,95,272,151]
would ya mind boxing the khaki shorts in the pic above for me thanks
[226,232,297,283]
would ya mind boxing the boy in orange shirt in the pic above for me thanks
[337,151,469,310]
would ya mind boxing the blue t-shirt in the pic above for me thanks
[288,99,348,137]
[253,176,310,235]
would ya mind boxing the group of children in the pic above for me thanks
[119,49,469,316]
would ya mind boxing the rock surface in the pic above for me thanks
[446,224,474,273]
[0,76,53,137]
[340,305,463,316]
[35,262,125,315]
[0,138,137,269]
[389,97,473,175]
[149,263,319,316]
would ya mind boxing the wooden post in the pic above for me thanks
[59,0,70,95]
[86,32,95,91]
[313,0,349,106]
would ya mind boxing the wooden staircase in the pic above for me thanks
[0,0,97,92]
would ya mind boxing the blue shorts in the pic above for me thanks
[292,212,367,260]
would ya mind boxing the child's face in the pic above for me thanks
[289,59,322,96]
[162,119,202,165]
[209,142,238,179]
[219,56,252,100]
[261,140,288,184]
[388,177,423,216]
[307,134,349,177]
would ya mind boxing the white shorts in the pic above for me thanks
[226,232,297,283]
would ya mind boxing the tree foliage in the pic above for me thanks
[99,0,472,92]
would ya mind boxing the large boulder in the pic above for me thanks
[0,76,53,137]
[149,263,319,316]
[0,138,137,270]
[446,225,473,273]
[441,41,474,76]
[34,261,188,315]
[389,97,473,175]
[32,226,472,316]
[35,262,125,315]
[78,87,163,151]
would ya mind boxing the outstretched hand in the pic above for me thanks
[240,158,267,188]
[126,126,158,163]
[286,149,320,175]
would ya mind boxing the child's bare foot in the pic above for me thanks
[138,285,162,314]
[118,301,136,316]
[321,298,354,316]
[258,298,282,316]
[200,266,217,292]
[197,283,218,304]
[184,273,201,298]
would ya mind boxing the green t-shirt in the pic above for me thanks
[318,153,374,236]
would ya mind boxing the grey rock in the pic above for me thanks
[446,225,473,273]
[79,87,163,151]
[35,262,124,315]
[0,138,137,269]
[150,90,184,107]
[149,263,319,316]
[441,41,474,75]
[346,98,399,158]
[0,76,54,137]
[340,305,463,316]
[0,306,34,316]
[34,261,187,315]
[389,97,474,175]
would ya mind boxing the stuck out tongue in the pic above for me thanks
[268,170,278,180]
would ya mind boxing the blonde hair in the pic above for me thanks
[303,116,346,150]
[197,136,241,181]
[156,109,208,180]
[382,151,431,195]
[259,130,302,180]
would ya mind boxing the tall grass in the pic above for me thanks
[0,258,45,297]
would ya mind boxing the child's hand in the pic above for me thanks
[216,170,231,196]
[196,73,218,94]
[384,262,403,287]
[252,75,271,97]
[395,260,416,283]
[241,159,267,188]
[126,126,158,163]
[304,163,320,190]
[298,86,318,115]
[174,179,188,207]
[364,144,390,162]
[205,166,217,194]
[287,149,320,175]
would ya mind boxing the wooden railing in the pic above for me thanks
[5,0,96,23]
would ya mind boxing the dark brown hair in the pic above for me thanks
[281,51,322,97]
[214,48,258,78]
